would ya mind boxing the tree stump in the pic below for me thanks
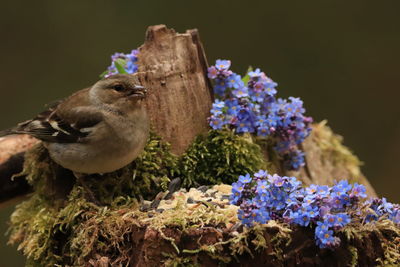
[137,25,213,155]
[1,25,397,267]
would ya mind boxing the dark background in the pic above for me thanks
[0,1,399,265]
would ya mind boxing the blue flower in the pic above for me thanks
[227,74,244,89]
[232,86,249,98]
[215,59,231,70]
[209,116,225,130]
[350,183,367,199]
[254,170,268,179]
[291,210,312,226]
[316,228,335,248]
[256,180,269,193]
[336,213,351,227]
[265,86,277,96]
[268,174,284,187]
[290,177,303,188]
[208,66,218,79]
[257,126,270,137]
[256,191,270,202]
[236,120,254,133]
[239,174,252,184]
[251,208,270,224]
[225,99,240,116]
[250,90,265,103]
[265,114,279,129]
[255,115,268,127]
[237,209,253,226]
[253,81,265,91]
[325,214,338,227]
[306,184,318,195]
[248,68,263,78]
[283,150,305,170]
[207,59,312,171]
[104,49,139,78]
[378,198,394,213]
[332,180,352,194]
[229,171,398,249]
[230,181,245,204]
[315,221,330,236]
[212,99,225,110]
[214,78,228,96]
[315,185,330,198]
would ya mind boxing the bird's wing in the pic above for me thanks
[0,98,63,138]
[6,87,104,143]
[12,106,104,143]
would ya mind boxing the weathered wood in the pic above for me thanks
[0,135,38,203]
[137,25,213,155]
[0,135,39,165]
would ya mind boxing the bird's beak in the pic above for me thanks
[128,85,147,98]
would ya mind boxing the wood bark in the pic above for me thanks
[137,25,213,155]
[0,135,38,204]
[126,224,394,267]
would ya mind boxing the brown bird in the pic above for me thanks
[0,74,149,175]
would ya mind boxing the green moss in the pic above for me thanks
[8,132,179,265]
[349,245,358,267]
[179,130,269,188]
[86,131,179,204]
[7,129,273,266]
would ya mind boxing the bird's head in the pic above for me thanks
[90,74,147,109]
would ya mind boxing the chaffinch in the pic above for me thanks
[0,74,149,174]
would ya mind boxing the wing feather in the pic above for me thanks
[12,106,103,143]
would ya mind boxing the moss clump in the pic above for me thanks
[8,129,273,266]
[9,186,140,266]
[86,131,179,204]
[179,130,269,188]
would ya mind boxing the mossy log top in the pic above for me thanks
[8,124,397,267]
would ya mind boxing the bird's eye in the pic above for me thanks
[113,84,125,92]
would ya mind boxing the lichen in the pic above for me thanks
[312,120,362,180]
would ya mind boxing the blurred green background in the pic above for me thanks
[0,1,399,265]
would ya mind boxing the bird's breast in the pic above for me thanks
[46,111,149,174]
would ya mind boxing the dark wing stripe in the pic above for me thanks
[15,120,88,143]
[15,116,89,143]
[10,100,103,143]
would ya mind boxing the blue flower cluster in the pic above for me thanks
[103,49,139,78]
[208,60,312,170]
[365,197,400,223]
[230,170,400,249]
